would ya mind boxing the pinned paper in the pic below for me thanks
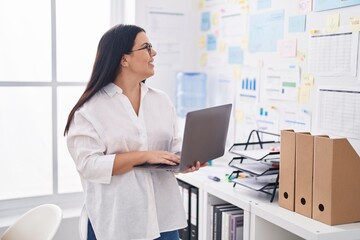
[212,13,219,26]
[257,105,280,134]
[350,17,360,32]
[313,0,360,11]
[297,50,307,64]
[298,86,310,104]
[235,109,245,122]
[199,35,206,49]
[232,66,242,80]
[289,15,306,32]
[257,59,264,68]
[325,13,340,33]
[238,67,260,102]
[298,0,312,13]
[240,36,249,49]
[201,12,211,31]
[302,73,314,88]
[263,66,300,101]
[257,0,272,10]
[207,34,217,51]
[200,52,207,66]
[239,0,249,9]
[228,46,244,64]
[278,39,297,57]
[219,40,227,53]
[249,10,285,53]
[198,0,205,10]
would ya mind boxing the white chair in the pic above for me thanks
[78,206,88,240]
[0,204,62,240]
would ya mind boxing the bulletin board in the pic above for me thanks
[194,0,360,153]
[136,0,360,152]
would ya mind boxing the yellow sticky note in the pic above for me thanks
[325,13,340,33]
[306,74,314,88]
[241,5,250,14]
[240,36,248,49]
[219,40,226,53]
[200,53,207,66]
[212,13,219,26]
[297,50,307,64]
[232,66,241,80]
[199,35,206,49]
[198,0,205,10]
[235,110,245,122]
[298,86,310,104]
[302,73,314,88]
[350,17,360,32]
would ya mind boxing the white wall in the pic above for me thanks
[135,0,199,104]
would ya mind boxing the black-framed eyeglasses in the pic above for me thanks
[131,43,152,55]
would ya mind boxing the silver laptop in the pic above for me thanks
[136,103,232,172]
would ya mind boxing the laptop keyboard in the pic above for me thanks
[148,163,179,169]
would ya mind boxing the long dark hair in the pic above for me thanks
[64,24,145,135]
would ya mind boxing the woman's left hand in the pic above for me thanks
[180,161,208,174]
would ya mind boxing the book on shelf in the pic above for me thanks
[209,203,231,240]
[213,204,238,240]
[221,209,243,240]
[230,213,244,240]
[213,203,243,240]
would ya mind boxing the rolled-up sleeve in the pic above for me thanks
[67,111,114,184]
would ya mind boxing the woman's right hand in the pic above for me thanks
[145,151,180,166]
[113,151,180,175]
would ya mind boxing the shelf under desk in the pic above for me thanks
[251,199,360,240]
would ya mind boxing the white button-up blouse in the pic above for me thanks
[67,82,187,240]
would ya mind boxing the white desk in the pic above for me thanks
[176,155,360,240]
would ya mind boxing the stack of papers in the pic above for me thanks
[232,177,277,191]
[230,162,278,176]
[231,149,280,161]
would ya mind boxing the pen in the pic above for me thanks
[208,175,221,182]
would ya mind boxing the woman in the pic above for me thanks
[64,24,204,240]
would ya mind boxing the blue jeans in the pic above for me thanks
[87,220,179,240]
[154,230,179,240]
[87,220,96,240]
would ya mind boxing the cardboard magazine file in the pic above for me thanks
[295,132,314,218]
[313,136,360,225]
[279,129,296,211]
